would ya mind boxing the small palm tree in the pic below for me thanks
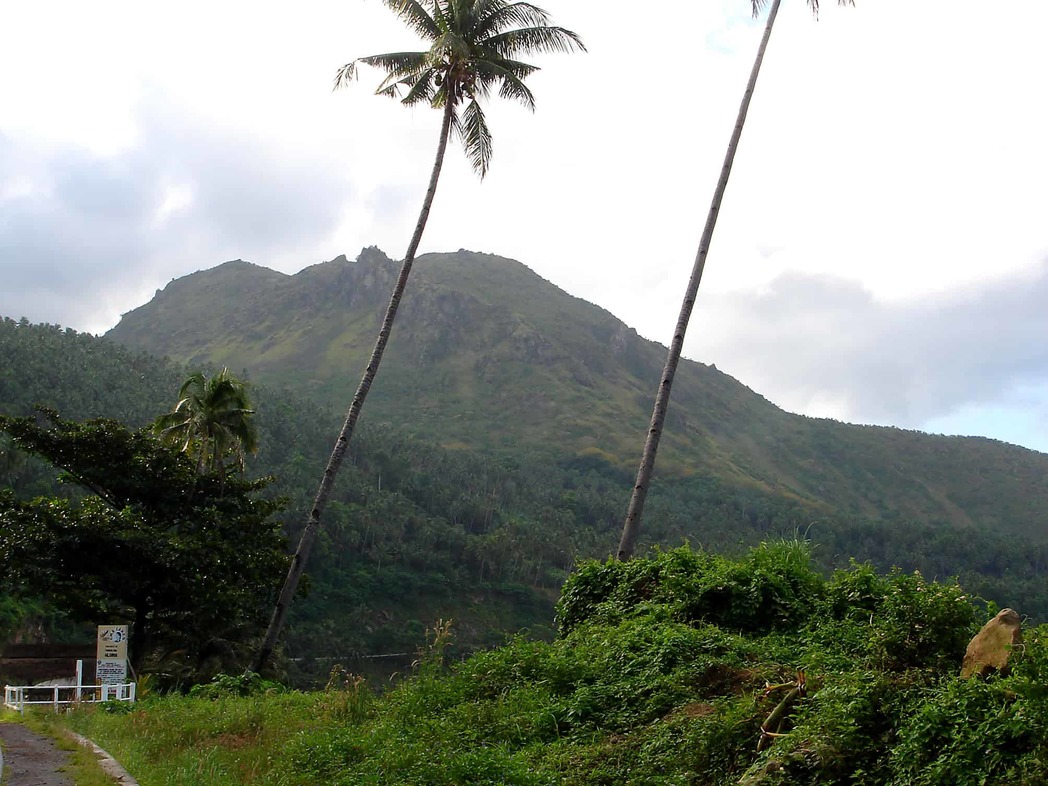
[251,0,584,672]
[617,0,853,561]
[155,368,258,474]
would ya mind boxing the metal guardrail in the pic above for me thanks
[4,681,136,712]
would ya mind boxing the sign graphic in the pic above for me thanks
[96,625,129,685]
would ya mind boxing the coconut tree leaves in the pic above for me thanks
[154,368,258,474]
[335,0,583,179]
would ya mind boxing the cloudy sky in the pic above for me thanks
[2,0,1047,453]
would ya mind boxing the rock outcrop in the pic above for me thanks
[961,608,1023,678]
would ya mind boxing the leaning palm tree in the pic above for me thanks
[617,0,853,561]
[155,368,258,474]
[251,0,584,672]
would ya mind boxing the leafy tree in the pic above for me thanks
[0,412,286,672]
[252,0,584,672]
[154,368,258,474]
[618,0,854,560]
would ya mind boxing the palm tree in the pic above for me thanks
[154,368,258,474]
[617,0,852,561]
[250,0,584,672]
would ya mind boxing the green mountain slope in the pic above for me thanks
[107,249,1048,541]
[6,315,1048,677]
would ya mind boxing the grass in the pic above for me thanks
[65,691,324,786]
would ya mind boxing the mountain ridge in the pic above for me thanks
[106,248,1048,541]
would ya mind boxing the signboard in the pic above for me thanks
[95,625,129,685]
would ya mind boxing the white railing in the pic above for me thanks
[4,681,136,712]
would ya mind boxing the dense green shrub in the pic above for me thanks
[556,541,824,636]
[187,672,287,699]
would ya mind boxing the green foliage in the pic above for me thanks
[0,411,286,673]
[188,672,287,700]
[557,541,823,636]
[888,676,1048,785]
[6,316,1048,685]
[337,1,583,179]
[808,563,981,672]
[154,368,258,473]
[63,543,1048,785]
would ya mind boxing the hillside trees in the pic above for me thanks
[253,0,585,672]
[619,0,855,560]
[0,412,286,672]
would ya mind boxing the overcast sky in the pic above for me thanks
[2,0,1046,454]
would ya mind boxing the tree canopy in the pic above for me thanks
[154,368,258,474]
[336,0,584,177]
[0,411,287,674]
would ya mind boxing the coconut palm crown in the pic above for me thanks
[335,0,584,177]
[154,368,258,475]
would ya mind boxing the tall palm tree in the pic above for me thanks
[617,0,852,561]
[251,0,584,672]
[154,368,258,474]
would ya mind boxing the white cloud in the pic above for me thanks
[689,262,1048,452]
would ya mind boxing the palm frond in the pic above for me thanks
[333,61,358,90]
[447,0,472,32]
[458,98,493,178]
[474,59,536,110]
[482,25,585,58]
[400,68,440,105]
[431,0,450,33]
[359,51,432,77]
[433,30,472,61]
[336,0,582,175]
[356,51,433,97]
[382,0,441,40]
[481,56,539,81]
[476,2,553,38]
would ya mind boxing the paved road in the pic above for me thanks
[0,722,74,786]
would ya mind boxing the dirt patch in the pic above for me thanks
[215,730,260,749]
[0,722,75,786]
[675,702,718,719]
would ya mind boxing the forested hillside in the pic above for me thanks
[4,316,1048,684]
[108,249,1048,539]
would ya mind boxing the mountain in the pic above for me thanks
[107,249,1048,541]
[6,305,1048,677]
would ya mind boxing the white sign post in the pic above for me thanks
[95,625,129,686]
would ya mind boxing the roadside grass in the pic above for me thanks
[67,691,324,786]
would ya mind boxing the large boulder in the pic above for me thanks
[961,608,1023,678]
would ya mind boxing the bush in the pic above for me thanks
[187,671,286,699]
[556,541,824,636]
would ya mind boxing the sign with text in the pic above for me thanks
[95,625,129,685]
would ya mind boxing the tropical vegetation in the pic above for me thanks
[59,543,1048,785]
[154,368,258,474]
[0,409,286,674]
[4,316,1048,686]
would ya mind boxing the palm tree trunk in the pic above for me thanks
[250,96,457,673]
[616,0,783,561]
